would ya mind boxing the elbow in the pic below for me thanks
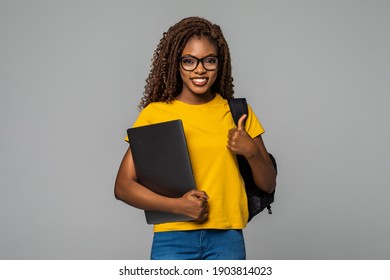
[114,177,139,206]
[265,167,277,193]
[267,174,277,193]
[114,185,120,201]
[257,174,277,194]
[114,180,124,201]
[114,187,120,201]
[258,180,276,194]
[265,180,276,194]
[255,180,276,194]
[256,173,276,193]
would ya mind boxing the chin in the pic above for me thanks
[191,87,212,95]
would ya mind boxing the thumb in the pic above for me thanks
[191,190,209,200]
[237,114,247,130]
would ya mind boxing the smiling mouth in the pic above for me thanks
[191,78,208,86]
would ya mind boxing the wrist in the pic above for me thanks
[169,197,184,215]
[245,141,261,159]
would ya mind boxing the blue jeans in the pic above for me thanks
[150,229,246,260]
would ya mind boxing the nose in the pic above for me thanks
[194,60,207,74]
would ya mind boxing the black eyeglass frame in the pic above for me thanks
[179,55,219,71]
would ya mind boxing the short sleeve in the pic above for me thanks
[245,104,265,138]
[124,106,154,142]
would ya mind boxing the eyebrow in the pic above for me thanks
[181,54,218,58]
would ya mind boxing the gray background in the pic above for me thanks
[1,0,389,259]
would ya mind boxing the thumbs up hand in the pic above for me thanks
[236,114,247,131]
[227,114,259,158]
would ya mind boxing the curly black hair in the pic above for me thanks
[139,16,234,109]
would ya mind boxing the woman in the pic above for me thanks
[115,16,276,260]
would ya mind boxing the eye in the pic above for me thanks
[204,57,218,64]
[181,57,195,65]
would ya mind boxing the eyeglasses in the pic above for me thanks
[179,55,219,71]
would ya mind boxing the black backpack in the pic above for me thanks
[228,98,277,222]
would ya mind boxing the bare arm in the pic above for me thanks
[114,147,209,221]
[227,115,277,193]
[245,136,277,193]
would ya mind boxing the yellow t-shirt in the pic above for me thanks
[130,94,265,232]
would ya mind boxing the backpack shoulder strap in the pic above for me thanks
[228,98,248,126]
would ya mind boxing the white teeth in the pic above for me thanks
[193,78,207,82]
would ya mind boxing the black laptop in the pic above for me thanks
[127,119,196,224]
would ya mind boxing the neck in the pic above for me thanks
[176,91,215,105]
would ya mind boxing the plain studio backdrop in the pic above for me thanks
[1,0,389,260]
